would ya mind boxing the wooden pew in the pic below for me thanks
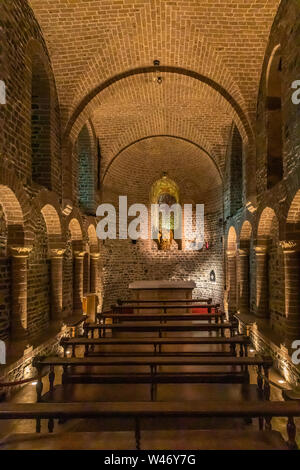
[32,355,272,402]
[116,297,213,305]
[0,400,299,449]
[111,303,220,315]
[97,311,225,324]
[60,334,251,358]
[84,320,237,338]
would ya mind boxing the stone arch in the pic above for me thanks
[41,204,62,249]
[68,218,83,242]
[240,220,253,245]
[257,207,279,242]
[227,226,237,252]
[0,185,25,249]
[87,224,98,254]
[103,135,223,187]
[65,66,252,146]
[286,189,300,239]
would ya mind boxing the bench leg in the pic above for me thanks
[244,417,252,425]
[135,418,141,450]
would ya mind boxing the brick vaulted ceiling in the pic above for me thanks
[28,0,281,185]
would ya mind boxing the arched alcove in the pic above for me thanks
[77,125,94,213]
[230,126,243,216]
[31,51,52,189]
[266,45,283,189]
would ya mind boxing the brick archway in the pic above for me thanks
[0,185,25,249]
[286,189,300,239]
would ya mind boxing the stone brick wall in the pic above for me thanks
[256,0,300,200]
[0,0,61,195]
[0,258,10,341]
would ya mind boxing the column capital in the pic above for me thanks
[10,246,33,257]
[74,250,86,258]
[90,252,100,260]
[279,240,300,253]
[254,245,268,254]
[238,248,249,256]
[50,248,66,258]
[226,250,236,257]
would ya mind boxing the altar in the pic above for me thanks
[128,280,196,313]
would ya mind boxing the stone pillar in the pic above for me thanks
[254,245,269,318]
[10,247,32,339]
[73,251,85,314]
[238,248,250,314]
[50,249,65,320]
[281,241,300,350]
[226,250,237,315]
[90,253,100,293]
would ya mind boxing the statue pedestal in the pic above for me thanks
[129,280,196,313]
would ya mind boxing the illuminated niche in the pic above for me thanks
[150,173,181,251]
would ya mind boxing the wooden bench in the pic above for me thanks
[84,320,237,338]
[33,355,272,402]
[116,297,213,305]
[97,311,225,324]
[111,303,220,315]
[60,334,251,358]
[0,400,299,449]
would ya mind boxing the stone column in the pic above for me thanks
[226,250,237,315]
[10,246,32,339]
[90,253,100,293]
[281,241,300,350]
[73,251,85,314]
[238,248,250,314]
[50,249,65,320]
[254,245,269,318]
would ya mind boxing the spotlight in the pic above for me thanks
[249,348,255,353]
[31,381,37,386]
[278,379,285,384]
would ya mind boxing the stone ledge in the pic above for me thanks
[0,315,86,396]
[235,312,300,386]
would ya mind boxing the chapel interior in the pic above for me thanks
[1,0,300,451]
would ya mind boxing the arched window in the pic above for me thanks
[266,45,283,189]
[77,125,94,213]
[31,52,51,189]
[230,125,243,216]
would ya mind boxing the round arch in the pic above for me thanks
[0,185,25,248]
[257,207,279,241]
[64,66,253,144]
[41,204,62,249]
[227,226,237,252]
[102,135,223,185]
